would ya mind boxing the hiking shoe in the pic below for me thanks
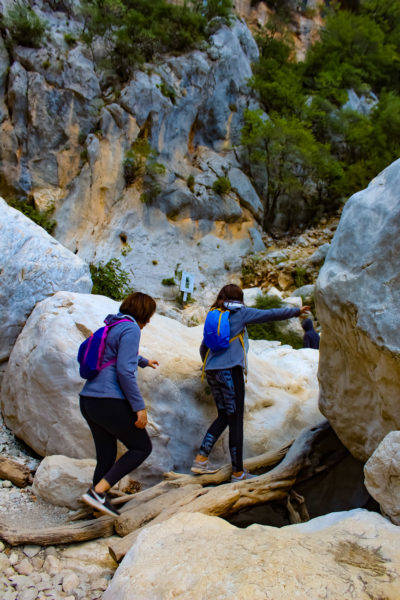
[191,458,219,474]
[231,470,257,482]
[81,488,120,517]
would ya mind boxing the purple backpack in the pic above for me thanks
[77,318,131,380]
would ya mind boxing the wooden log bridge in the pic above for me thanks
[0,420,330,561]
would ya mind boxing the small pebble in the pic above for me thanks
[8,552,19,566]
[15,558,34,575]
[23,544,41,558]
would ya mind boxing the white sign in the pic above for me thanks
[180,272,194,301]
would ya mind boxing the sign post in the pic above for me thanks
[180,272,194,303]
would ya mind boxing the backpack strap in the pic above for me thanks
[97,318,133,371]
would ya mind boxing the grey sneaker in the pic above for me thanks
[231,470,257,482]
[81,488,120,517]
[191,458,219,474]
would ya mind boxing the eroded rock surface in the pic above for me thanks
[316,160,400,461]
[364,430,400,526]
[0,197,92,363]
[103,509,400,600]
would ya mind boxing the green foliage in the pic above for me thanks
[121,242,132,257]
[79,0,232,80]
[293,267,310,288]
[123,138,165,202]
[64,32,76,46]
[242,109,343,228]
[251,29,304,115]
[157,81,176,103]
[7,199,56,234]
[90,258,133,300]
[3,1,48,48]
[187,174,195,192]
[212,176,231,195]
[244,5,400,229]
[246,295,303,349]
[161,277,176,286]
[303,10,398,101]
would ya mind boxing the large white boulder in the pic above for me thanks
[316,159,400,461]
[364,431,400,526]
[32,455,96,510]
[1,291,321,486]
[0,197,92,362]
[103,510,400,600]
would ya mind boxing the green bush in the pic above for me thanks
[123,149,143,185]
[90,258,133,300]
[3,1,47,48]
[161,277,176,286]
[80,0,232,79]
[187,174,195,192]
[7,199,56,234]
[247,294,303,349]
[64,32,76,46]
[242,5,400,229]
[157,81,176,103]
[212,176,231,195]
[123,139,165,193]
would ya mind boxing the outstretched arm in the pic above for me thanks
[240,305,310,325]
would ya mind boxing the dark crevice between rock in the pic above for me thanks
[226,427,380,529]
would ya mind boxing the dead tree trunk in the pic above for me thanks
[0,420,330,554]
[109,420,329,561]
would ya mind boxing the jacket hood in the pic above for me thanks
[301,318,314,331]
[104,312,136,325]
[223,301,245,311]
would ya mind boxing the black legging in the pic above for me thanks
[80,396,152,488]
[199,366,245,472]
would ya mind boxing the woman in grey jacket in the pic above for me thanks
[80,292,158,516]
[191,284,310,481]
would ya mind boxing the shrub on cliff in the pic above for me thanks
[90,258,133,300]
[212,176,231,196]
[7,199,56,234]
[2,1,47,48]
[80,0,233,79]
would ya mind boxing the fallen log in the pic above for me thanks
[0,457,31,487]
[115,484,203,536]
[163,441,292,487]
[0,514,115,546]
[109,420,329,561]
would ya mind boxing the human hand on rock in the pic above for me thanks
[300,306,311,315]
[148,359,159,369]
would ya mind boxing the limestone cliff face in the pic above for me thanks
[0,1,267,298]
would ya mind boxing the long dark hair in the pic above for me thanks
[211,284,243,310]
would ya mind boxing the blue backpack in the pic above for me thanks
[77,318,131,380]
[203,309,231,352]
[202,309,246,381]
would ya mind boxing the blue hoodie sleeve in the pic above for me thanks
[116,325,146,412]
[239,306,301,326]
[138,356,149,368]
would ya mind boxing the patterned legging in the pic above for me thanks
[199,365,245,472]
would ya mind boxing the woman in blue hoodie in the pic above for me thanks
[191,284,310,481]
[80,292,158,516]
